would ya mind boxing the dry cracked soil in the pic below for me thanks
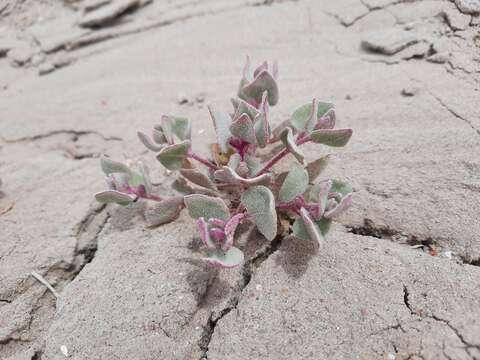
[1,0,480,359]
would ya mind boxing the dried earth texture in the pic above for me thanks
[1,0,480,359]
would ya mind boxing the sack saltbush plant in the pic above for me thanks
[95,57,353,269]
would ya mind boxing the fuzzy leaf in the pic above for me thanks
[144,197,184,226]
[308,180,332,220]
[271,119,292,142]
[330,180,353,196]
[152,129,167,144]
[137,131,164,152]
[233,99,259,122]
[241,186,277,241]
[222,213,244,251]
[161,115,191,143]
[291,101,334,132]
[254,91,270,148]
[292,216,331,241]
[315,108,336,130]
[228,153,241,171]
[180,169,216,190]
[229,113,256,144]
[184,194,230,221]
[299,207,323,247]
[196,217,216,250]
[279,163,309,203]
[172,177,195,195]
[280,127,305,165]
[240,71,279,106]
[203,247,244,268]
[244,155,262,177]
[156,141,191,170]
[208,105,232,153]
[95,190,135,205]
[214,166,271,187]
[324,193,353,219]
[306,156,329,182]
[136,162,152,194]
[310,128,352,147]
[100,156,131,175]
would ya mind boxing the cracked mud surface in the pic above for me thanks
[1,0,480,359]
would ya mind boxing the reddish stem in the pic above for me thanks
[188,150,218,171]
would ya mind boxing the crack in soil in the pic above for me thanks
[0,130,122,143]
[197,234,283,359]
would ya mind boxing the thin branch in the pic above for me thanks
[188,150,219,171]
[31,271,60,298]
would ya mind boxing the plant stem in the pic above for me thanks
[145,194,163,202]
[188,150,218,171]
[256,133,310,176]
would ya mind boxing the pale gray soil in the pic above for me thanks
[1,0,480,359]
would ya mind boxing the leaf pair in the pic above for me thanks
[138,116,192,152]
[238,57,279,108]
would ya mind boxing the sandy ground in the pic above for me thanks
[1,0,480,359]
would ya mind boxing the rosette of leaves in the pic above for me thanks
[97,58,353,269]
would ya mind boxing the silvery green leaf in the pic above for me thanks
[144,197,184,226]
[330,180,353,196]
[137,131,164,152]
[240,70,279,106]
[152,129,168,144]
[279,163,309,203]
[310,128,352,147]
[315,108,336,130]
[324,193,353,219]
[306,156,329,182]
[214,166,271,187]
[244,155,262,177]
[196,217,216,250]
[172,177,195,195]
[229,113,256,144]
[156,140,191,170]
[254,91,270,148]
[184,194,230,221]
[233,98,259,122]
[241,186,277,241]
[299,207,323,247]
[137,161,152,194]
[208,105,232,153]
[280,127,305,165]
[291,101,334,132]
[292,216,331,242]
[161,115,191,143]
[271,119,292,142]
[180,169,217,190]
[95,190,135,205]
[308,180,332,220]
[100,155,131,175]
[203,247,244,268]
[228,153,241,171]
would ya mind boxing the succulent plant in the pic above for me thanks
[96,57,353,269]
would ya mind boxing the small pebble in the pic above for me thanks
[177,92,189,105]
[38,62,55,76]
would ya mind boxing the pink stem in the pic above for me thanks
[256,134,311,176]
[188,150,218,171]
[145,194,163,202]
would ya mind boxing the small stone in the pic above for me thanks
[52,51,74,68]
[426,52,450,64]
[195,93,205,103]
[177,92,190,105]
[387,353,396,360]
[30,52,46,66]
[454,0,480,15]
[38,62,55,76]
[401,86,420,97]
[345,94,352,100]
[7,45,34,66]
[361,29,419,56]
[60,345,68,357]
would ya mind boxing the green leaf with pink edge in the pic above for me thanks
[239,70,279,106]
[214,166,271,187]
[291,101,334,132]
[161,115,191,143]
[271,119,292,142]
[152,128,167,144]
[244,155,262,176]
[324,193,353,219]
[203,247,244,268]
[330,180,353,196]
[137,131,164,152]
[156,140,191,170]
[233,98,259,122]
[196,217,217,250]
[229,113,256,144]
[279,163,309,203]
[144,197,185,227]
[208,105,232,153]
[280,127,305,165]
[95,190,136,205]
[310,128,352,147]
[184,194,230,221]
[241,185,277,241]
[180,169,217,190]
[100,155,131,175]
[292,216,331,242]
[299,207,323,247]
[254,91,271,148]
[306,156,329,183]
[222,213,244,251]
